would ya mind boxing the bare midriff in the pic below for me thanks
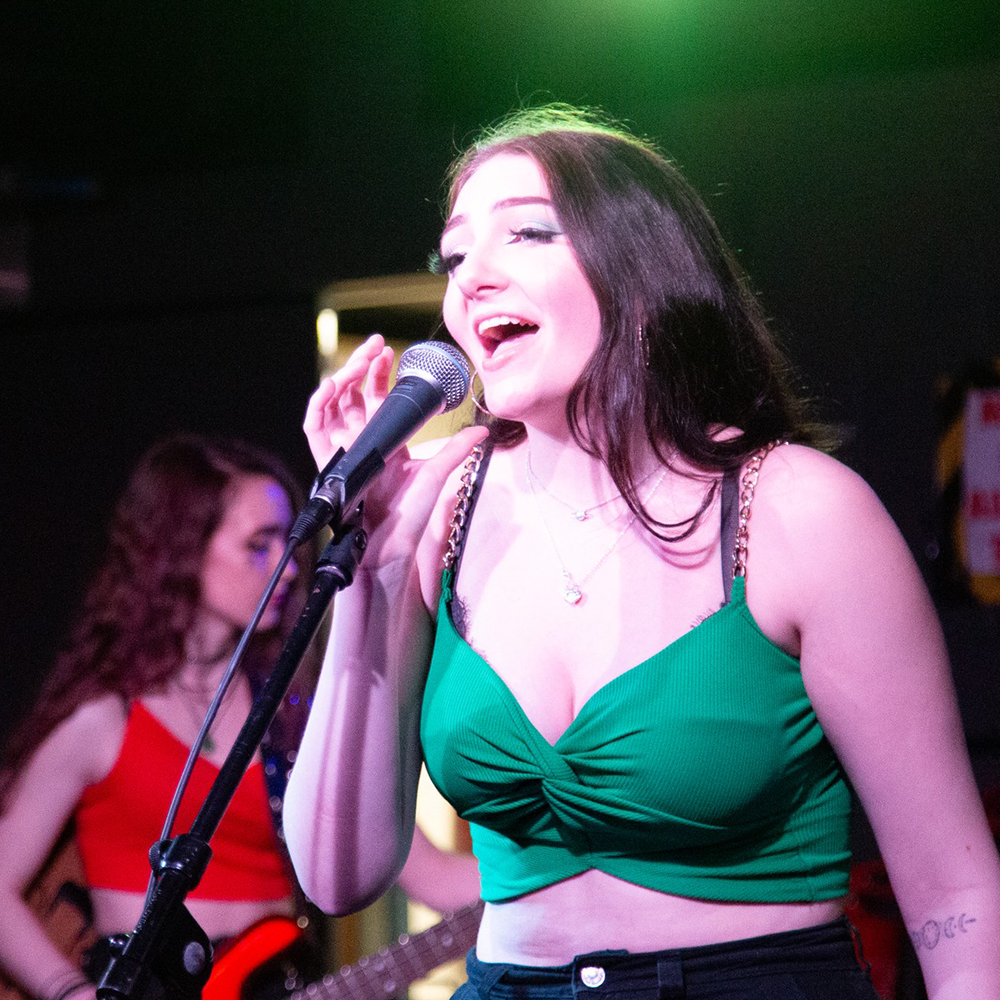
[89,887,296,943]
[475,869,845,965]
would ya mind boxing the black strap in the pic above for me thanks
[720,467,739,605]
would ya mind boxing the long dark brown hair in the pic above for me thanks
[441,104,832,538]
[1,434,313,805]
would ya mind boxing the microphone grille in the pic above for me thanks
[396,341,472,413]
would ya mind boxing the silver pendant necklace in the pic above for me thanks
[527,460,667,605]
[525,447,621,521]
[525,447,659,521]
[175,677,232,755]
[179,692,218,753]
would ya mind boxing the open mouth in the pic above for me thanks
[477,315,539,356]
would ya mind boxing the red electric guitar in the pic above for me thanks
[207,901,484,1000]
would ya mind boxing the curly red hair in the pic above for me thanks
[1,434,313,805]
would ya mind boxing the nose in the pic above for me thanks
[273,542,298,584]
[453,242,509,299]
[280,551,298,582]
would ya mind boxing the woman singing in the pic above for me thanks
[283,105,1000,998]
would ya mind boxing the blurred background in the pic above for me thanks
[2,2,999,996]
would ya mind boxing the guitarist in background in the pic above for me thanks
[0,435,318,1000]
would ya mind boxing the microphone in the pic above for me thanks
[289,340,472,543]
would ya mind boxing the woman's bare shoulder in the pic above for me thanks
[64,692,129,732]
[756,442,874,500]
[45,694,130,785]
[742,444,912,653]
[752,443,893,550]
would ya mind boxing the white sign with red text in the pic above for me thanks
[964,389,1000,575]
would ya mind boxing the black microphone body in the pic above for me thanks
[290,341,471,543]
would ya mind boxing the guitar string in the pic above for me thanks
[344,912,477,980]
[293,902,483,1000]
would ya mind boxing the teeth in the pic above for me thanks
[478,315,533,339]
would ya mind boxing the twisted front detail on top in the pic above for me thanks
[420,444,851,904]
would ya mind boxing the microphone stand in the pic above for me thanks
[95,509,368,1000]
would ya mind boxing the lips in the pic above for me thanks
[267,587,289,616]
[475,314,539,358]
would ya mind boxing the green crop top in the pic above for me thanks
[420,449,852,904]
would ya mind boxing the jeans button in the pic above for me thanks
[579,966,606,988]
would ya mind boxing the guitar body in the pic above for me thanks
[207,917,305,1000]
[202,901,483,1000]
[87,901,483,1000]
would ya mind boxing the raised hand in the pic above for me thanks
[303,334,486,566]
[304,334,395,471]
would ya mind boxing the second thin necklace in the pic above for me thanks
[527,458,667,606]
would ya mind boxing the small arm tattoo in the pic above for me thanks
[910,913,978,950]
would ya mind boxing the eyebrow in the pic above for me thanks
[251,523,287,537]
[441,196,555,239]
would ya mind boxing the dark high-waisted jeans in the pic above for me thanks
[454,918,880,1000]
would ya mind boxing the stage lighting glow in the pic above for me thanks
[316,308,338,358]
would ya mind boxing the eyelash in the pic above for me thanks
[427,250,458,276]
[428,227,560,276]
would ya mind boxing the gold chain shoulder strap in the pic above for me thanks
[443,443,486,570]
[733,440,786,579]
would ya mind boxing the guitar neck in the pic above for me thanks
[295,900,484,1000]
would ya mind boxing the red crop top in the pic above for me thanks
[75,701,292,901]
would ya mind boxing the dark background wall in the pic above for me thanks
[2,2,999,754]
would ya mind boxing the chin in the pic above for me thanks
[488,393,568,431]
[257,614,282,633]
